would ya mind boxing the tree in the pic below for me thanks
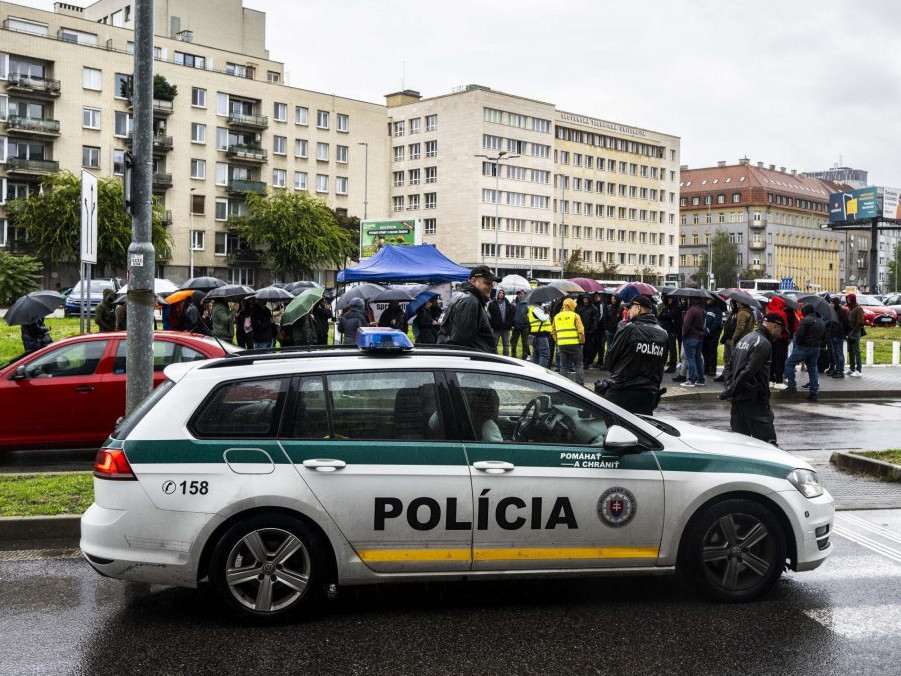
[119,74,177,101]
[597,261,620,278]
[696,228,739,289]
[331,208,361,264]
[0,251,43,305]
[888,241,901,292]
[8,171,172,274]
[563,249,592,277]
[231,190,356,279]
[737,266,766,282]
[635,267,659,284]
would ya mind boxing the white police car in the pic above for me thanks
[81,328,833,621]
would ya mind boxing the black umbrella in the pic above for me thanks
[371,288,414,303]
[719,289,762,309]
[179,276,226,292]
[254,286,296,301]
[3,291,65,326]
[202,284,255,303]
[336,284,385,309]
[669,288,714,300]
[770,293,801,311]
[284,280,322,294]
[523,285,566,304]
[796,295,837,322]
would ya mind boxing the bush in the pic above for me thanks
[0,251,42,306]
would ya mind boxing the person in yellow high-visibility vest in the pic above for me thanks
[551,297,585,385]
[527,303,552,367]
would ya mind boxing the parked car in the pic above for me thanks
[882,292,901,317]
[64,279,122,317]
[0,332,241,450]
[833,293,898,327]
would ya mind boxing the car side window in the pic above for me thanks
[326,371,444,441]
[190,378,288,438]
[23,341,108,379]
[282,376,330,439]
[456,371,617,446]
[112,340,208,374]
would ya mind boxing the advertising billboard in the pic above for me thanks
[828,187,879,222]
[360,218,421,258]
[882,186,901,219]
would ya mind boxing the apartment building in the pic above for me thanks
[0,0,388,286]
[678,159,859,291]
[386,86,681,281]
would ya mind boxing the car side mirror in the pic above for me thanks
[604,425,639,450]
[12,366,26,380]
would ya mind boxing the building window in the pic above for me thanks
[175,52,206,69]
[191,123,206,144]
[190,159,206,179]
[187,85,206,109]
[393,146,404,162]
[316,174,328,193]
[273,136,287,155]
[408,168,420,185]
[425,140,437,157]
[337,114,348,133]
[392,171,404,187]
[82,107,100,129]
[215,163,228,186]
[112,150,125,176]
[409,118,421,135]
[425,193,437,209]
[82,67,101,91]
[82,146,100,168]
[267,71,280,84]
[294,139,308,158]
[393,196,404,212]
[336,145,348,163]
[316,142,329,161]
[407,194,420,210]
[272,169,286,188]
[409,143,421,160]
[732,193,741,203]
[112,111,131,138]
[191,194,205,215]
[482,134,502,150]
[425,166,437,184]
[190,230,205,250]
[316,110,329,129]
[424,218,436,235]
[215,198,228,221]
[113,72,131,99]
[425,114,437,132]
[214,231,227,255]
[336,176,348,195]
[294,171,308,190]
[394,121,405,137]
[274,102,287,122]
[295,106,308,125]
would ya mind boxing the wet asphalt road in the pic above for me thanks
[1,509,900,675]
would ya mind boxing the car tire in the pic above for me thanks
[681,499,786,602]
[209,513,326,622]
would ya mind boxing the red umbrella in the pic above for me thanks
[568,278,605,293]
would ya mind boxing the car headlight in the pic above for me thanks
[787,469,824,498]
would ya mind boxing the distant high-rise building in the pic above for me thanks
[804,166,868,189]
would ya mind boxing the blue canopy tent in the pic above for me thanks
[337,245,470,284]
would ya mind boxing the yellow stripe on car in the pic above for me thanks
[358,547,659,562]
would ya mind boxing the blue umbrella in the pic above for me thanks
[405,290,439,320]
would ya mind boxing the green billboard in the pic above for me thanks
[360,219,421,258]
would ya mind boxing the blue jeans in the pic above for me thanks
[254,340,273,349]
[831,336,845,374]
[784,344,820,394]
[529,334,551,368]
[683,338,705,383]
[605,330,616,357]
[847,331,862,372]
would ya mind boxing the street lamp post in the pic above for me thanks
[475,150,518,277]
[357,142,368,220]
[189,186,196,278]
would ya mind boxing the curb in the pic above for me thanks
[0,514,81,549]
[830,451,901,482]
[662,389,901,402]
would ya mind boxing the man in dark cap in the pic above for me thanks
[596,295,669,414]
[720,313,784,445]
[437,265,499,353]
[783,303,825,401]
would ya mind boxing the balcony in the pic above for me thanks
[152,172,173,190]
[126,133,174,155]
[126,98,175,116]
[749,240,766,250]
[159,210,173,226]
[6,72,61,98]
[227,112,268,130]
[5,158,59,175]
[226,248,263,266]
[750,218,766,228]
[227,179,267,195]
[226,144,268,163]
[6,115,61,138]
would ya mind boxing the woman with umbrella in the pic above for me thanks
[413,296,440,345]
[21,318,52,355]
[378,300,407,330]
[4,291,64,354]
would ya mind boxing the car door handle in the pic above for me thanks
[75,385,95,393]
[302,459,347,472]
[473,461,515,473]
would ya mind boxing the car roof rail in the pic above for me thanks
[198,344,525,369]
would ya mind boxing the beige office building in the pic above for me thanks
[0,0,388,286]
[386,86,681,281]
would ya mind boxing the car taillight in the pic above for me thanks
[94,448,137,480]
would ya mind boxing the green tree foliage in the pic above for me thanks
[888,242,900,292]
[0,251,43,305]
[231,191,356,279]
[331,209,361,263]
[119,74,177,101]
[8,171,172,273]
[696,228,739,289]
[563,249,592,277]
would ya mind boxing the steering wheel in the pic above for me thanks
[513,395,551,441]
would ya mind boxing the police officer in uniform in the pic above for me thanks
[437,265,499,353]
[720,312,785,445]
[596,295,669,415]
[527,303,552,367]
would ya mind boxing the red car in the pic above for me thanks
[0,332,240,451]
[835,294,898,327]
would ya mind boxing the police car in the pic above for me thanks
[81,328,833,621]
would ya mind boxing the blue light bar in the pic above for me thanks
[356,327,414,352]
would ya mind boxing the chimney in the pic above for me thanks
[780,167,786,173]
[717,161,726,168]
[769,164,775,171]
[791,169,797,176]
[738,157,750,165]
[679,164,688,170]
[54,2,84,17]
[757,162,763,168]
[385,90,422,107]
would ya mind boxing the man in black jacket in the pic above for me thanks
[782,304,826,401]
[575,294,599,369]
[596,296,668,415]
[720,313,784,444]
[658,294,681,373]
[487,288,514,356]
[437,266,498,353]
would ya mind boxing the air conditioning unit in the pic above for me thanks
[176,30,193,43]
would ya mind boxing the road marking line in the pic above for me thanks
[804,604,901,640]
[836,513,901,546]
[833,527,901,565]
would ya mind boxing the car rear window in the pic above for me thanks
[112,379,175,440]
[190,378,288,438]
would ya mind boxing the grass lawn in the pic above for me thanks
[852,449,901,466]
[0,472,94,517]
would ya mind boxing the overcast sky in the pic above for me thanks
[19,0,901,183]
